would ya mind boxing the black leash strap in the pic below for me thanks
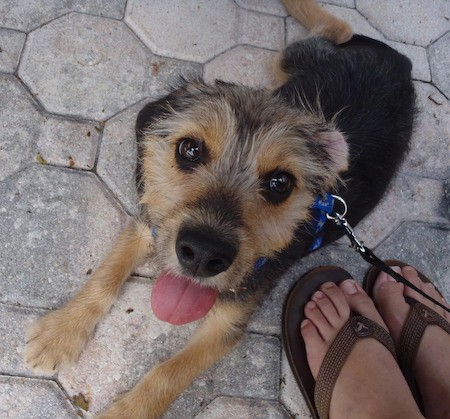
[327,196,450,314]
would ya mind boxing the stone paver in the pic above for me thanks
[0,376,77,418]
[235,0,288,17]
[402,82,450,179]
[0,165,127,308]
[1,1,449,418]
[97,101,144,215]
[0,28,25,73]
[126,0,239,64]
[195,397,289,419]
[204,46,278,88]
[0,75,43,182]
[37,117,101,170]
[19,12,200,120]
[428,33,450,98]
[356,0,450,47]
[0,304,47,377]
[0,0,127,32]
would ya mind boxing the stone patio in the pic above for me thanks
[0,0,448,417]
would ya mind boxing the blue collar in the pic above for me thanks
[308,193,335,251]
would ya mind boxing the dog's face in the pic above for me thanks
[137,81,348,293]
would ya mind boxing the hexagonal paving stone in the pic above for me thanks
[0,0,126,32]
[0,376,77,418]
[19,12,200,120]
[204,46,278,88]
[235,0,288,17]
[0,75,44,182]
[0,165,127,308]
[211,333,280,400]
[97,101,145,215]
[0,28,26,73]
[402,82,449,179]
[195,397,290,418]
[37,116,101,170]
[126,0,239,63]
[428,33,450,98]
[0,304,47,376]
[238,8,284,51]
[347,174,446,248]
[356,0,450,47]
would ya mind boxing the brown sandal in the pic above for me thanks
[282,267,396,419]
[363,260,450,413]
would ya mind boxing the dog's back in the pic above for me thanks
[277,1,415,247]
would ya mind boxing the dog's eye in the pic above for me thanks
[178,138,201,161]
[179,138,201,161]
[262,171,295,204]
[176,138,209,171]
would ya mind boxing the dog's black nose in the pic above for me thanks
[176,228,237,277]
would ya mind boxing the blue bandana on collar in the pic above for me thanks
[308,193,335,251]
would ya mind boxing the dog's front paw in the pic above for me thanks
[25,310,91,373]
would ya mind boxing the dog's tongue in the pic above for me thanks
[151,271,218,325]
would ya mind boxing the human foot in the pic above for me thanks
[372,265,450,419]
[300,278,422,418]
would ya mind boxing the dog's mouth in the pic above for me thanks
[151,270,218,325]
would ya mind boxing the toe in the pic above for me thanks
[304,300,334,341]
[300,319,327,379]
[320,281,351,320]
[311,288,342,328]
[340,280,387,330]
[372,268,411,344]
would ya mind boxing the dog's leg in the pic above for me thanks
[98,299,255,419]
[25,218,153,372]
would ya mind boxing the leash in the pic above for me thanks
[325,194,450,314]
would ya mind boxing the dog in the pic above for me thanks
[25,0,415,417]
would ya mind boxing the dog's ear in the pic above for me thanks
[318,130,349,173]
[136,89,185,140]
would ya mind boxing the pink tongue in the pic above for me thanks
[151,271,218,325]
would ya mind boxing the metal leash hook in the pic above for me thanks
[325,195,366,253]
[326,194,450,314]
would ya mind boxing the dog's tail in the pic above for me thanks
[282,0,353,44]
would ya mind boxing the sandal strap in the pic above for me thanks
[399,299,450,374]
[314,315,396,419]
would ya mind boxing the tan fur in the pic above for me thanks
[24,1,353,417]
[282,0,353,44]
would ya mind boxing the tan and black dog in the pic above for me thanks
[25,0,415,417]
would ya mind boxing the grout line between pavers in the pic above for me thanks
[232,0,289,18]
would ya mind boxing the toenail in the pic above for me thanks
[306,301,317,309]
[341,280,359,295]
[322,282,335,289]
[312,291,325,300]
[300,319,310,328]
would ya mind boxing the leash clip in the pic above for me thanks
[335,213,366,253]
[325,195,365,253]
